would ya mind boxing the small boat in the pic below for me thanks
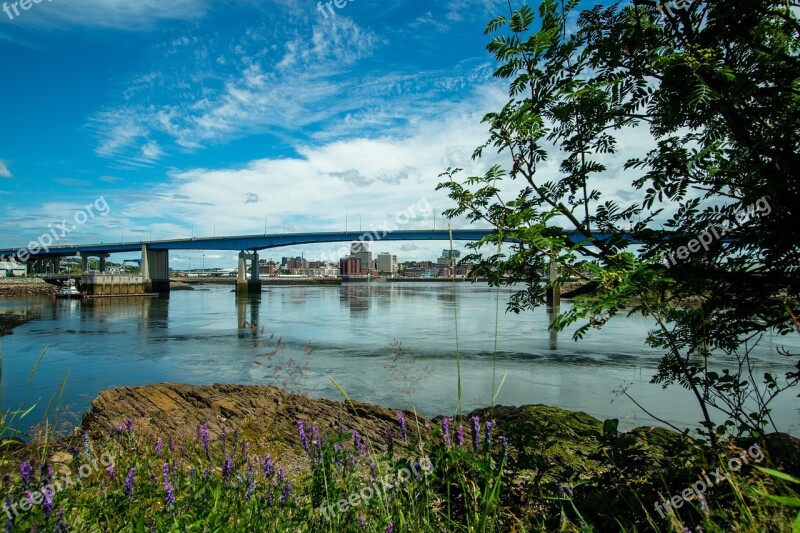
[57,279,86,300]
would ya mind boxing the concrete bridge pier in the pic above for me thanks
[141,245,170,295]
[237,251,262,295]
[80,252,110,273]
[546,251,561,307]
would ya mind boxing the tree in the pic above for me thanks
[437,0,800,447]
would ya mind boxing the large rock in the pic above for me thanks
[82,383,433,473]
[0,313,34,336]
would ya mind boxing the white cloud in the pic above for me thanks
[114,87,505,260]
[8,0,208,30]
[0,161,11,178]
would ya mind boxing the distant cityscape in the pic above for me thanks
[1,242,474,280]
[243,243,471,279]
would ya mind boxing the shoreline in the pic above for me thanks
[0,313,34,336]
[17,382,800,486]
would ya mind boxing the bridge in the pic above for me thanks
[0,229,629,296]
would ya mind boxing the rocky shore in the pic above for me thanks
[0,313,34,336]
[4,383,798,530]
[79,383,800,482]
[0,278,58,298]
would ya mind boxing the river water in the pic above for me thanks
[1,282,798,437]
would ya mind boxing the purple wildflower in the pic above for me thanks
[555,482,573,498]
[470,416,480,450]
[124,468,135,497]
[485,420,494,447]
[54,508,67,533]
[396,412,407,441]
[39,461,53,484]
[297,420,310,454]
[499,436,509,460]
[312,425,320,448]
[223,456,233,483]
[220,427,227,456]
[164,481,176,507]
[245,468,256,502]
[278,467,285,482]
[197,424,210,460]
[106,464,116,481]
[442,418,452,447]
[155,439,163,454]
[358,515,367,528]
[281,482,292,504]
[116,425,123,436]
[42,489,53,519]
[456,426,464,446]
[266,493,273,507]
[353,431,362,452]
[163,463,170,485]
[386,524,394,533]
[19,461,32,487]
[25,492,33,508]
[124,419,133,434]
[263,454,274,477]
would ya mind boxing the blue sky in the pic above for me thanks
[0,0,631,269]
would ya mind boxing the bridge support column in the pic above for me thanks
[81,254,89,274]
[236,251,261,295]
[546,250,561,307]
[99,256,107,273]
[141,245,170,295]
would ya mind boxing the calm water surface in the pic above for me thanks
[2,282,798,436]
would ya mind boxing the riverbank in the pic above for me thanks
[3,383,798,531]
[0,313,33,336]
[0,278,57,298]
[170,277,343,286]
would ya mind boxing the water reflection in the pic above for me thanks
[1,283,798,438]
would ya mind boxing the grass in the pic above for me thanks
[0,411,510,532]
[1,276,799,531]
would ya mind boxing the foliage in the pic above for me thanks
[0,414,510,532]
[437,0,800,446]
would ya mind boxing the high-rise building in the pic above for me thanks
[376,252,397,275]
[351,242,372,270]
[438,249,461,266]
[339,257,361,276]
[351,242,369,254]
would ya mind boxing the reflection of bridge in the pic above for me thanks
[0,229,628,296]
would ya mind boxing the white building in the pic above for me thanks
[0,261,26,277]
[376,253,398,275]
